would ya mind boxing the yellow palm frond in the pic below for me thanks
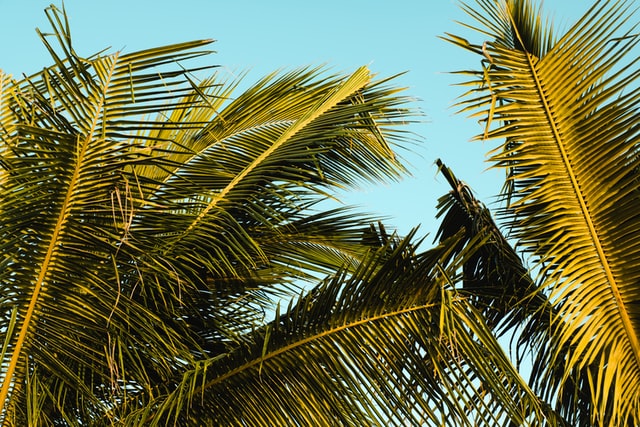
[445,0,640,424]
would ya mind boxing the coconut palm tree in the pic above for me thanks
[0,5,419,424]
[1,0,638,425]
[0,3,550,426]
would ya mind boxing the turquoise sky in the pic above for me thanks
[1,1,590,237]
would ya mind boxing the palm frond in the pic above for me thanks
[110,230,564,426]
[116,63,419,362]
[434,159,552,338]
[1,5,218,421]
[445,0,640,424]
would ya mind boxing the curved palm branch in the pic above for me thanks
[112,229,561,426]
[0,5,417,425]
[1,9,218,423]
[444,0,640,424]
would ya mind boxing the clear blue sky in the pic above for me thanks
[0,0,589,237]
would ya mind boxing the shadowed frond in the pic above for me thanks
[434,159,549,334]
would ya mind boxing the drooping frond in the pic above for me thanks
[445,0,640,424]
[113,230,562,426]
[434,159,549,334]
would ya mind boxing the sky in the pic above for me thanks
[0,0,591,238]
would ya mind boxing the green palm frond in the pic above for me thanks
[114,230,560,426]
[0,5,418,425]
[445,0,640,424]
[128,64,413,283]
[118,62,418,369]
[1,6,216,422]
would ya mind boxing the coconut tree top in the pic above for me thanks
[1,1,639,425]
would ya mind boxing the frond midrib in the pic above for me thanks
[196,300,443,394]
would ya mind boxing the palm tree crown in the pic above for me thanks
[1,0,639,425]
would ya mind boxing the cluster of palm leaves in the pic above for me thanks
[0,0,638,425]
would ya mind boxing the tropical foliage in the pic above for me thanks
[443,0,640,424]
[0,0,638,426]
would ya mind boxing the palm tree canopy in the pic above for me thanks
[2,0,639,425]
[0,5,420,424]
[3,4,552,424]
[0,4,561,426]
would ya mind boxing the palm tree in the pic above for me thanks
[0,5,420,424]
[1,0,638,425]
[0,4,547,426]
[3,3,538,425]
